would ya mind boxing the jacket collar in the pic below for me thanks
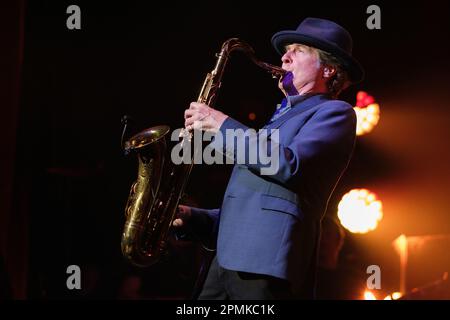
[263,93,331,130]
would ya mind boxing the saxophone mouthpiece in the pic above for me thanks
[269,66,287,80]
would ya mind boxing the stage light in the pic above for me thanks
[384,292,403,300]
[354,91,380,136]
[392,292,402,299]
[248,112,256,121]
[364,290,377,300]
[337,188,383,234]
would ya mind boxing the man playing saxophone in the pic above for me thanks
[173,17,363,299]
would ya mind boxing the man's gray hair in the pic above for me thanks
[316,49,350,98]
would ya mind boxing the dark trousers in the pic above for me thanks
[198,256,297,300]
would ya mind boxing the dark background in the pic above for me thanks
[1,0,450,299]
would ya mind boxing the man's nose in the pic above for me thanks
[281,51,292,65]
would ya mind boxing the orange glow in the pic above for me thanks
[337,189,383,234]
[248,112,256,121]
[393,234,408,256]
[392,234,450,294]
[384,292,403,300]
[392,292,403,300]
[392,234,408,293]
[364,290,377,300]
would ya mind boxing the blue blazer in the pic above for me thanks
[190,94,356,294]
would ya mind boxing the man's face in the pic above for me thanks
[279,44,323,94]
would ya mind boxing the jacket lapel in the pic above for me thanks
[263,94,330,130]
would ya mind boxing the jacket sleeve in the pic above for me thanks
[209,101,356,185]
[175,207,220,247]
[189,207,220,235]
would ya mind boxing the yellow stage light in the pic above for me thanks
[337,188,383,234]
[384,292,403,300]
[364,290,377,300]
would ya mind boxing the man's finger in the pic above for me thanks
[190,102,203,110]
[172,218,184,227]
[192,120,205,131]
[184,109,196,119]
[185,112,203,127]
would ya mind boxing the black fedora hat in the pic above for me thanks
[271,17,364,83]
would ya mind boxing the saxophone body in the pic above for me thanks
[122,38,285,267]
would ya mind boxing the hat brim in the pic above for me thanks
[271,31,364,83]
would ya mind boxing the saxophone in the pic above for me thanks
[121,38,285,267]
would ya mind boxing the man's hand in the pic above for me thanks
[172,205,192,228]
[184,102,228,133]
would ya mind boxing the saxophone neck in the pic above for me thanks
[197,38,286,106]
[222,38,286,79]
[196,48,229,105]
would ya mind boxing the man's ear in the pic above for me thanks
[323,65,337,79]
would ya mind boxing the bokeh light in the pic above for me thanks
[364,290,377,300]
[384,292,403,300]
[337,188,383,234]
[354,91,380,136]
